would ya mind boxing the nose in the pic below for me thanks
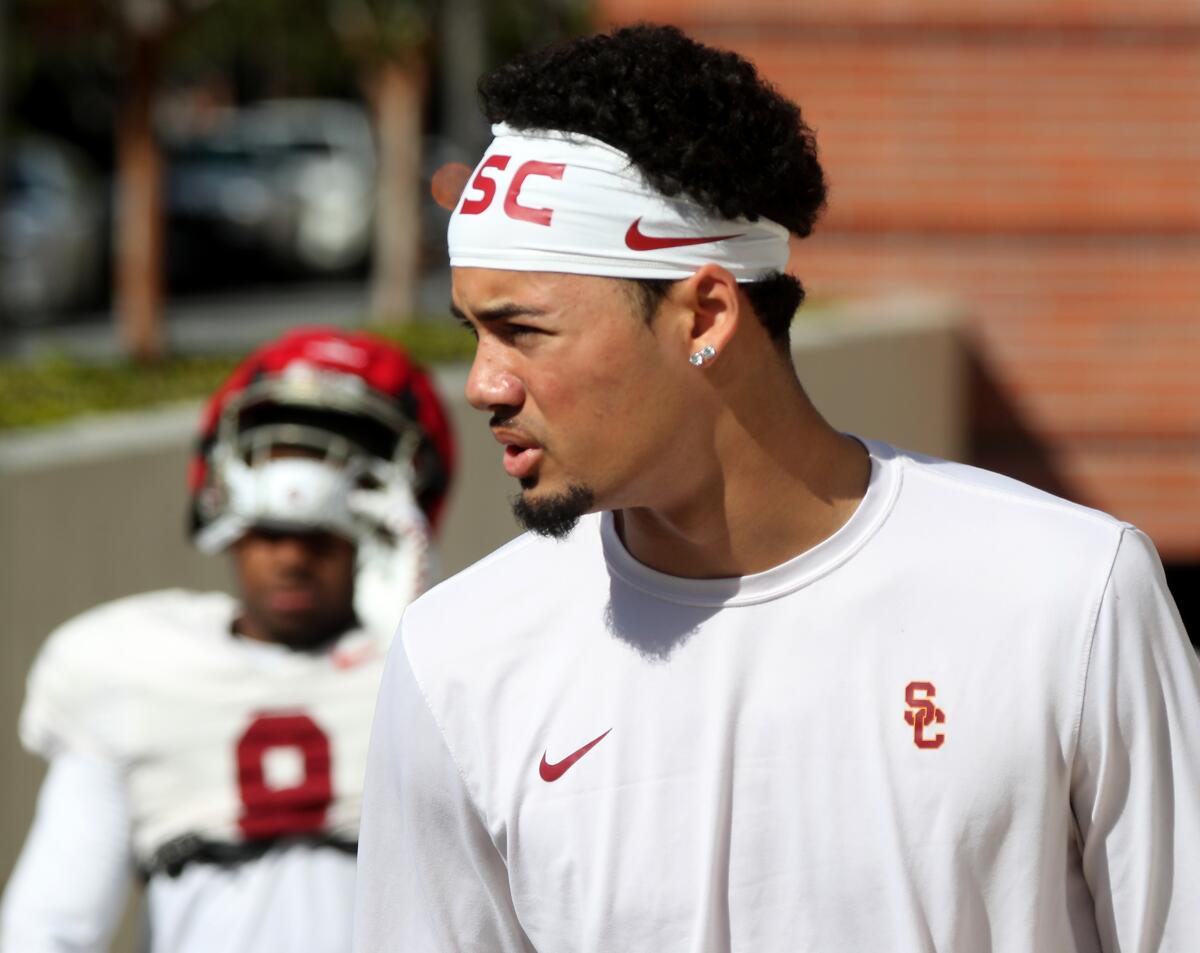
[465,343,526,413]
[271,534,319,573]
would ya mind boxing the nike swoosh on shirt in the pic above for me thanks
[624,218,744,251]
[539,728,612,782]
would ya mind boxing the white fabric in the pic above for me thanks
[144,845,357,953]
[7,589,395,953]
[448,124,790,281]
[2,768,358,953]
[354,439,1200,953]
[1,754,133,953]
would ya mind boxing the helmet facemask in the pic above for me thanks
[194,366,424,555]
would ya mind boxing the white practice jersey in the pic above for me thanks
[7,589,389,953]
[355,439,1200,953]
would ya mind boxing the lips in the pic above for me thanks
[493,428,543,480]
[268,588,319,613]
[503,443,543,479]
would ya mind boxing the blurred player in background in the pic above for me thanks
[354,24,1200,953]
[1,328,453,953]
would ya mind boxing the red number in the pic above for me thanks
[459,155,511,215]
[236,713,333,839]
[504,161,566,225]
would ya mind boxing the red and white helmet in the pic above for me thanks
[188,327,455,553]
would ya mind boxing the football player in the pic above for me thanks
[1,328,453,953]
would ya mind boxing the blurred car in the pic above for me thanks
[165,99,376,284]
[1,137,106,324]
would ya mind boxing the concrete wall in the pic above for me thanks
[0,303,963,947]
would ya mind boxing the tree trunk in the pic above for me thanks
[439,0,487,155]
[368,55,425,325]
[114,31,165,361]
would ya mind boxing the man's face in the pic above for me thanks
[453,268,696,537]
[231,528,357,648]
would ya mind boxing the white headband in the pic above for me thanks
[447,124,790,282]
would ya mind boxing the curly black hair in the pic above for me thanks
[478,24,828,347]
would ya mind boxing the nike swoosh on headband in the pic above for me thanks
[624,217,745,251]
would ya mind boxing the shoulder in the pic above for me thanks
[20,590,238,760]
[878,440,1126,549]
[407,517,605,627]
[399,515,607,674]
[38,589,238,661]
[869,440,1132,617]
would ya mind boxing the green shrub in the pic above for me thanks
[0,320,477,432]
[0,355,238,430]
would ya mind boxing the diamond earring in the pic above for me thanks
[689,344,717,367]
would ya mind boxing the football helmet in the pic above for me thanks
[188,327,454,556]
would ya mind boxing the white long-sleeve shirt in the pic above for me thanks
[354,440,1200,952]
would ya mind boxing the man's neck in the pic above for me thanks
[232,613,358,651]
[616,404,870,580]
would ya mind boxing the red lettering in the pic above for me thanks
[503,160,566,226]
[459,155,511,215]
[236,713,333,839]
[904,681,946,749]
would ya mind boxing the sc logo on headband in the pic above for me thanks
[458,155,566,226]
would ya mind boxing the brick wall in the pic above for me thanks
[599,0,1200,560]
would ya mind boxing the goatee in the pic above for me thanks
[511,484,596,540]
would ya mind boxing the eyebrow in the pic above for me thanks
[448,301,549,325]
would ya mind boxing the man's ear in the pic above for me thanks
[669,263,741,364]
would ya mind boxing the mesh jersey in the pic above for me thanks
[355,439,1200,953]
[19,589,386,869]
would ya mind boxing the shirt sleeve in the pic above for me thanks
[19,612,125,762]
[0,753,134,953]
[1071,526,1200,952]
[353,628,535,953]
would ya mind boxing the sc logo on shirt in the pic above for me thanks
[904,681,946,749]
